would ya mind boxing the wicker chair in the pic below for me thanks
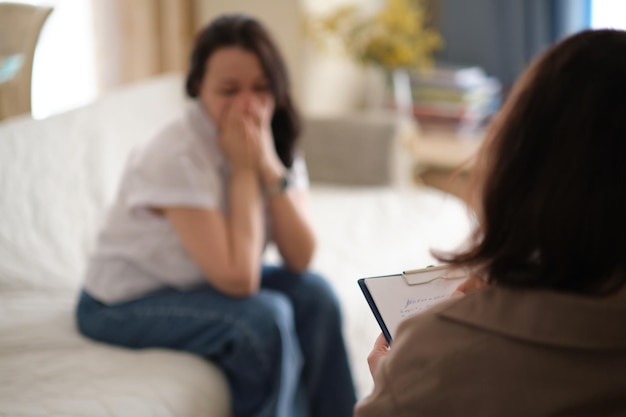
[0,2,53,120]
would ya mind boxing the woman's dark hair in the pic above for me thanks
[437,29,626,296]
[185,14,300,168]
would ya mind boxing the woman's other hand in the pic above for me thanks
[248,96,285,185]
[367,333,390,380]
[219,97,260,172]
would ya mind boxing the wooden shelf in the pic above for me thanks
[413,126,483,171]
[411,126,484,204]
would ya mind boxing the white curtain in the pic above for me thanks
[92,0,195,91]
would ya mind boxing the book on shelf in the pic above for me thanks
[407,63,502,133]
[412,64,487,89]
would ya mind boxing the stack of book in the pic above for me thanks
[409,64,501,133]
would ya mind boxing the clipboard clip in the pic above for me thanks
[401,265,467,286]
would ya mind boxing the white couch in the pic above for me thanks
[0,73,471,416]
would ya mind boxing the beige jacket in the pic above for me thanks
[354,287,626,417]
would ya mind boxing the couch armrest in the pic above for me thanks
[300,112,417,187]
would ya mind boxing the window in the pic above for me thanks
[4,0,97,119]
[591,0,626,29]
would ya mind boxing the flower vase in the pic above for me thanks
[390,68,414,120]
[389,68,421,160]
[363,65,388,110]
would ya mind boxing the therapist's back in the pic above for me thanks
[355,29,626,417]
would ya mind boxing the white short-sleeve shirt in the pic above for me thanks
[84,101,309,304]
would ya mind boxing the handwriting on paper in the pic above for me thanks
[401,294,449,317]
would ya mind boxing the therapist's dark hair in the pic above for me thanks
[436,29,626,295]
[185,14,300,168]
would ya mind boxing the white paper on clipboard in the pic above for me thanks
[359,265,467,341]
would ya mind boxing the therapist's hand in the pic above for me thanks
[367,333,390,379]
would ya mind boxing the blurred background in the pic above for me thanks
[1,0,625,121]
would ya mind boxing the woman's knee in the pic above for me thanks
[300,270,338,298]
[236,291,297,342]
[292,270,344,321]
[264,290,295,320]
[228,291,302,370]
[265,266,339,303]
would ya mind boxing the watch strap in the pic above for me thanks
[263,174,290,196]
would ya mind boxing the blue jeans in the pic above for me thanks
[76,265,357,417]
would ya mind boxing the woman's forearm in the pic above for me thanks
[226,168,264,291]
[266,191,316,272]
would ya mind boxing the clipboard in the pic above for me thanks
[358,265,467,344]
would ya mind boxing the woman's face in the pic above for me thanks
[199,46,275,128]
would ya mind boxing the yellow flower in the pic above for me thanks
[307,0,442,70]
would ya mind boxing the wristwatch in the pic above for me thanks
[264,175,290,196]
